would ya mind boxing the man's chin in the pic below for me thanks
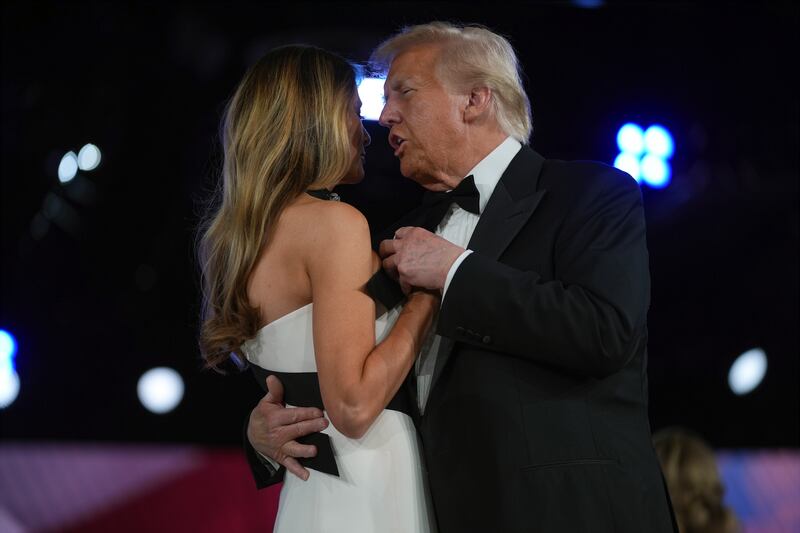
[399,161,427,183]
[403,170,446,190]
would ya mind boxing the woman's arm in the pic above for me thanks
[306,202,437,439]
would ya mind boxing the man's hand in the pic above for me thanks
[247,375,329,481]
[379,226,465,293]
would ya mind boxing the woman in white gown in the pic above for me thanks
[198,45,438,532]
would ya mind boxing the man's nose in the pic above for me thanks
[379,102,398,128]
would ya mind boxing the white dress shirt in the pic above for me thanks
[415,136,522,412]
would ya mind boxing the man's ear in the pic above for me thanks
[463,86,492,123]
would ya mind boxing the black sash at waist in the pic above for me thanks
[249,364,415,477]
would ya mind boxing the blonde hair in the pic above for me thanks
[371,21,532,144]
[198,45,357,370]
[653,428,739,533]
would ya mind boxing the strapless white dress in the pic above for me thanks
[242,303,436,533]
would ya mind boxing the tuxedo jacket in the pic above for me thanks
[245,146,677,533]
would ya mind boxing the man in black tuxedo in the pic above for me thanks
[245,22,677,532]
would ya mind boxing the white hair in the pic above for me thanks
[371,22,532,144]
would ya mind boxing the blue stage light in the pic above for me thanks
[0,330,16,363]
[640,154,671,188]
[572,0,605,7]
[614,152,641,182]
[0,329,20,409]
[616,123,645,156]
[357,77,386,121]
[613,122,675,188]
[643,125,674,159]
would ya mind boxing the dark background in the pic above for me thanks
[1,1,797,449]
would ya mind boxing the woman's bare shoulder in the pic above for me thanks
[275,197,371,272]
[298,198,370,244]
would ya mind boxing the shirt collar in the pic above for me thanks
[461,136,522,213]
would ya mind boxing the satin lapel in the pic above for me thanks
[466,148,547,259]
[428,147,547,398]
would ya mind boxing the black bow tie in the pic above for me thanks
[420,175,480,231]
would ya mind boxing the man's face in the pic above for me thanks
[379,44,468,191]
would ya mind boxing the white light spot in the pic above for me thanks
[0,330,16,361]
[0,330,19,409]
[137,367,184,414]
[357,77,386,121]
[614,152,641,182]
[616,123,645,156]
[640,154,671,188]
[77,143,102,171]
[728,347,768,395]
[0,370,20,409]
[644,125,674,159]
[58,151,78,183]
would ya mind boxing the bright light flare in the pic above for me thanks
[614,152,641,182]
[0,371,20,409]
[0,330,16,362]
[640,154,671,188]
[77,143,102,171]
[644,125,674,159]
[58,151,78,183]
[0,329,19,409]
[728,348,768,396]
[137,367,184,414]
[616,123,645,156]
[357,77,386,121]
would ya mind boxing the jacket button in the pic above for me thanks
[482,335,492,344]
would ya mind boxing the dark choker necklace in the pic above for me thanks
[306,188,340,201]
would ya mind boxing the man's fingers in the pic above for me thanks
[283,457,310,481]
[265,375,284,404]
[284,416,329,440]
[382,254,399,275]
[378,238,396,258]
[400,280,413,295]
[283,441,318,459]
[394,226,412,239]
[269,405,325,427]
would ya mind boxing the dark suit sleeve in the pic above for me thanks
[438,168,649,378]
[243,412,285,489]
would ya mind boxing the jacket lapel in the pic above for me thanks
[428,147,548,397]
[467,146,547,257]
